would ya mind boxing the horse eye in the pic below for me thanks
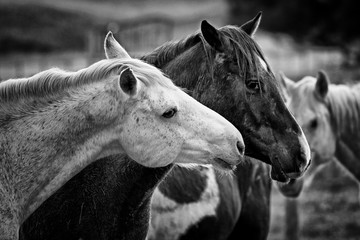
[162,108,177,118]
[309,119,318,129]
[246,80,260,91]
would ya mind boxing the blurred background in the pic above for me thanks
[1,0,360,239]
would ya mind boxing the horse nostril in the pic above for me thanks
[298,151,310,172]
[236,141,245,156]
[304,158,312,171]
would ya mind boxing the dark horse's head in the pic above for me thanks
[104,13,311,182]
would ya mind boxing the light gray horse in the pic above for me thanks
[0,53,244,239]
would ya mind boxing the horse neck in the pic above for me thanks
[0,84,123,225]
[327,85,360,181]
[143,42,207,91]
[117,157,173,232]
[335,140,360,182]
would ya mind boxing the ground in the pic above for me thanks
[269,161,360,240]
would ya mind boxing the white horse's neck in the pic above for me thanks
[327,85,360,181]
[0,83,125,234]
[335,138,360,181]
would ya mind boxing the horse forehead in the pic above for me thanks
[290,81,316,106]
[148,86,178,104]
[289,87,320,121]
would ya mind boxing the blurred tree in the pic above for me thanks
[227,0,360,66]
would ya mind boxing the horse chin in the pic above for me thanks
[269,156,292,183]
[270,165,291,183]
[277,179,303,198]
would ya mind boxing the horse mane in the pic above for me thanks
[326,83,360,136]
[219,25,273,77]
[141,25,273,86]
[0,58,175,102]
[141,33,202,68]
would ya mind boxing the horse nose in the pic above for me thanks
[287,151,311,179]
[236,141,245,156]
[298,151,311,173]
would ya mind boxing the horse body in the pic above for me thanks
[148,159,271,240]
[147,165,228,240]
[1,56,244,239]
[21,14,310,240]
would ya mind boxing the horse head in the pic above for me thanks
[277,70,335,196]
[195,13,311,182]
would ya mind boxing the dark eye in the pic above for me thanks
[246,80,260,91]
[309,118,318,129]
[162,108,177,118]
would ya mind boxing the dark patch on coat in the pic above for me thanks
[179,216,219,240]
[158,165,208,204]
[168,157,272,240]
[228,159,272,240]
[20,156,172,240]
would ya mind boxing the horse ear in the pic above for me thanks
[119,67,137,96]
[240,12,262,37]
[315,70,329,99]
[201,20,229,52]
[279,71,295,91]
[104,31,131,59]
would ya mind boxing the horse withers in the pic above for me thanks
[0,53,244,239]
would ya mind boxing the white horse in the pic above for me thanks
[0,51,244,239]
[277,70,360,240]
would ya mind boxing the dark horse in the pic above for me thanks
[20,13,310,240]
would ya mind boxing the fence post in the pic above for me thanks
[284,198,300,240]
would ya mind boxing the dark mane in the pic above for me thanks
[326,84,360,136]
[141,33,202,68]
[219,25,273,77]
[141,25,273,87]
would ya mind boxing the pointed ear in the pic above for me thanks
[104,31,131,59]
[119,67,137,96]
[201,20,229,52]
[240,12,262,37]
[315,70,329,99]
[279,71,295,91]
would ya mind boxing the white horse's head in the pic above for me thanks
[280,71,336,164]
